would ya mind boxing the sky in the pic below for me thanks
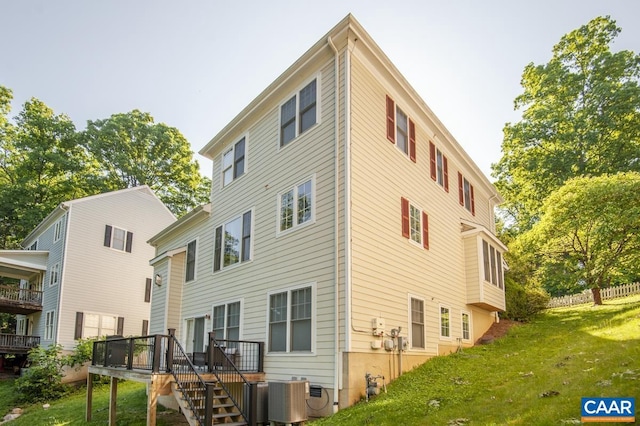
[2,1,640,180]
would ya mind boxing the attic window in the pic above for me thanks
[280,78,318,147]
[104,225,133,253]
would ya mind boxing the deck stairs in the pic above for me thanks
[172,379,247,426]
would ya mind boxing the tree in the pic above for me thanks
[0,93,100,248]
[528,173,640,304]
[82,110,211,216]
[492,16,640,231]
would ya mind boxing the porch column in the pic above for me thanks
[109,376,118,426]
[85,373,93,421]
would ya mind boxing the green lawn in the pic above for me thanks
[1,295,638,425]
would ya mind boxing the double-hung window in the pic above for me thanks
[385,95,416,162]
[53,219,63,242]
[49,263,60,287]
[482,239,504,289]
[429,142,449,191]
[440,306,450,338]
[269,285,313,353]
[461,312,471,341]
[222,137,246,186]
[213,301,241,341]
[458,173,475,215]
[185,240,197,282]
[280,79,317,147]
[401,198,429,249]
[82,313,118,338]
[45,310,55,340]
[410,297,425,349]
[104,225,133,253]
[279,177,314,233]
[214,210,253,271]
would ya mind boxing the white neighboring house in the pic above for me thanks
[147,14,507,414]
[0,186,175,366]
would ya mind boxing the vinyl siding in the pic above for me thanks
[149,259,168,334]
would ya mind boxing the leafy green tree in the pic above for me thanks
[82,110,211,216]
[492,16,640,231]
[528,173,640,304]
[0,94,99,248]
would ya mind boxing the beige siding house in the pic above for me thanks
[149,14,506,413]
[0,186,175,364]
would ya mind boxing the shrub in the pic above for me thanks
[503,277,550,322]
[15,344,70,402]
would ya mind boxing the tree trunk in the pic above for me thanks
[591,287,603,305]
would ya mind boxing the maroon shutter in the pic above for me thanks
[144,278,152,303]
[401,197,410,238]
[470,184,476,216]
[74,312,83,340]
[429,142,436,181]
[117,317,124,336]
[104,225,112,247]
[409,119,416,162]
[422,212,429,250]
[386,95,395,143]
[443,156,449,192]
[125,232,133,253]
[458,172,464,205]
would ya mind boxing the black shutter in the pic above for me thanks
[145,278,152,303]
[117,317,124,336]
[125,232,133,253]
[74,312,84,340]
[214,226,222,272]
[104,225,112,247]
[241,211,251,262]
[142,320,149,336]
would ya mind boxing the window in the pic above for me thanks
[269,285,313,353]
[53,219,62,242]
[104,225,133,253]
[457,173,475,215]
[385,95,416,162]
[279,177,314,233]
[222,137,246,186]
[401,198,429,249]
[214,210,252,271]
[45,310,55,340]
[440,306,450,338]
[28,241,38,250]
[429,142,449,191]
[410,297,425,349]
[81,313,120,339]
[49,263,60,287]
[461,312,471,341]
[482,239,504,289]
[280,79,317,147]
[186,240,197,282]
[213,301,241,341]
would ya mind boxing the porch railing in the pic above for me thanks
[92,335,168,372]
[0,334,40,352]
[0,285,42,305]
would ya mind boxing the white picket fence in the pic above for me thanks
[547,282,640,308]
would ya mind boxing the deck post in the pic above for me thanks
[85,373,93,421]
[166,329,175,373]
[205,382,215,425]
[109,376,118,426]
[207,331,216,372]
[146,378,158,426]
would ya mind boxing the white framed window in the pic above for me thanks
[461,311,471,341]
[185,239,197,282]
[214,209,253,271]
[482,239,504,289]
[17,318,25,335]
[409,296,425,349]
[385,95,416,162]
[439,305,450,338]
[53,219,63,242]
[458,173,475,215]
[49,263,60,287]
[268,283,315,353]
[401,198,429,249]
[213,300,242,341]
[280,77,319,147]
[222,137,246,187]
[45,310,55,340]
[278,176,315,234]
[28,241,38,250]
[83,313,117,338]
[104,225,133,253]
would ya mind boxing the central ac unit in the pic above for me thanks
[268,380,310,423]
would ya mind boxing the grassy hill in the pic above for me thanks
[1,294,638,425]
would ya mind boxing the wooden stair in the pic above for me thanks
[172,380,247,425]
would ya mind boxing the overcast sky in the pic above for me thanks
[3,1,639,179]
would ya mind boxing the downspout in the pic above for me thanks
[327,35,341,414]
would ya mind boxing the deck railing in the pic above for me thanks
[0,334,40,352]
[92,335,168,372]
[0,285,42,305]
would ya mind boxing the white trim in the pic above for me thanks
[220,133,249,190]
[53,219,62,243]
[211,298,244,341]
[185,238,198,283]
[276,174,317,237]
[460,310,472,342]
[266,282,317,356]
[404,198,428,249]
[407,294,426,351]
[48,263,60,287]
[277,73,322,150]
[438,304,451,340]
[44,309,56,340]
[213,208,255,272]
